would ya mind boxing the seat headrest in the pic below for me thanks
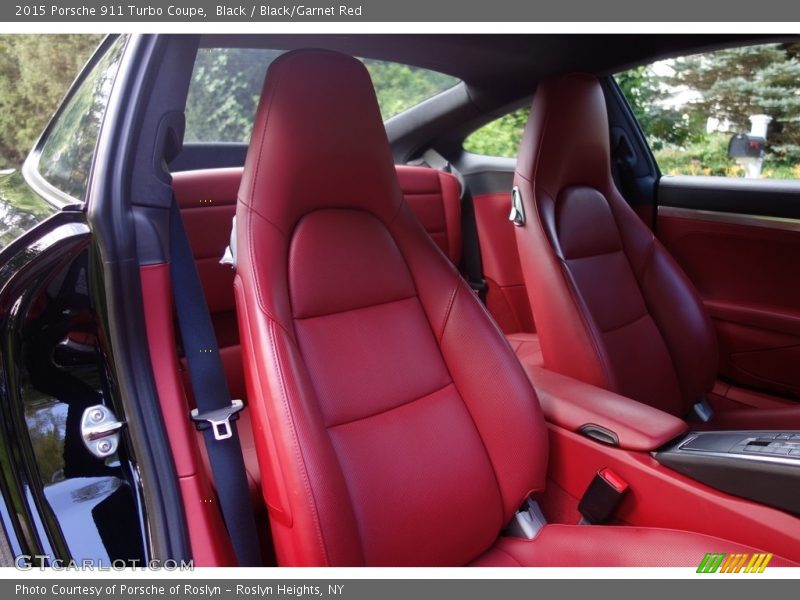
[516,73,613,196]
[239,49,402,229]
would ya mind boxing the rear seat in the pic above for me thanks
[172,164,541,495]
[395,165,463,264]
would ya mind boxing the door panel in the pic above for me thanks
[657,177,800,399]
[659,175,800,219]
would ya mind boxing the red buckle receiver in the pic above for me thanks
[578,467,629,524]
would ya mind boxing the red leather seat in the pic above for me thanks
[174,161,540,498]
[172,162,531,412]
[512,72,800,429]
[394,165,462,264]
[173,164,468,411]
[174,162,535,495]
[231,50,786,566]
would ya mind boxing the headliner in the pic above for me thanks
[198,34,788,90]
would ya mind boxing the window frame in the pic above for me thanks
[21,35,126,209]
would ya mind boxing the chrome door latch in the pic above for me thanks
[509,186,526,226]
[81,405,124,459]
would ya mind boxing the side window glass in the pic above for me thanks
[36,37,126,201]
[462,107,530,158]
[185,48,279,143]
[362,59,459,120]
[616,43,800,179]
[183,48,461,143]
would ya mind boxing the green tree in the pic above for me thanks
[463,107,530,158]
[0,35,102,168]
[616,66,702,150]
[364,59,458,120]
[184,49,459,143]
[184,47,276,143]
[669,43,800,164]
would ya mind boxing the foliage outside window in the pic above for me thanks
[184,48,460,143]
[184,48,277,143]
[462,108,530,158]
[37,37,125,200]
[616,43,800,179]
[362,59,459,120]
[0,34,102,169]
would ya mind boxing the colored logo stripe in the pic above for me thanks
[697,553,726,573]
[745,553,773,573]
[697,553,773,573]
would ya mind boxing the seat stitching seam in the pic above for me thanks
[179,203,237,211]
[563,247,624,261]
[244,210,296,341]
[549,247,616,388]
[626,235,688,411]
[326,381,454,429]
[295,294,417,321]
[266,317,331,565]
[248,63,284,212]
[599,311,650,335]
[438,278,460,343]
[438,283,508,530]
[635,236,657,280]
[491,546,524,567]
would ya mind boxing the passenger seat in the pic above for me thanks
[510,72,800,429]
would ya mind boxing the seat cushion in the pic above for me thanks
[471,525,795,567]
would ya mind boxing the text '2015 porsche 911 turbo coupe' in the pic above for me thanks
[1,34,800,568]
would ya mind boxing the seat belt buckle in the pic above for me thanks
[578,467,629,525]
[190,399,245,441]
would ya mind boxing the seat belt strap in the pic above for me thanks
[420,149,487,302]
[169,198,261,567]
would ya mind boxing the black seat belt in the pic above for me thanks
[420,150,487,302]
[168,198,262,567]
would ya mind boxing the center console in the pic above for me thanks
[655,431,800,516]
[526,364,800,560]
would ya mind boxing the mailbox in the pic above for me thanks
[728,133,766,159]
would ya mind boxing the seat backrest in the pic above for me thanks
[173,165,462,403]
[512,72,718,417]
[234,49,547,566]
